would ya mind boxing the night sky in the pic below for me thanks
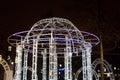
[0,0,120,68]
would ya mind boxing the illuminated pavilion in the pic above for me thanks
[8,17,99,80]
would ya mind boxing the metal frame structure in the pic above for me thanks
[64,35,72,80]
[75,67,99,80]
[82,42,92,80]
[92,58,115,80]
[42,49,47,80]
[14,45,23,80]
[8,17,100,80]
[75,58,115,80]
[0,58,13,80]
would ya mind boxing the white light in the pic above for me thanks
[98,69,100,72]
[107,73,110,77]
[114,67,116,70]
[104,67,106,72]
[59,72,61,74]
[59,64,62,67]
[11,62,14,64]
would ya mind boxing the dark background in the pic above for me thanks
[0,0,120,79]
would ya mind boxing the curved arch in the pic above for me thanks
[0,59,12,80]
[74,67,99,80]
[92,58,115,80]
[0,59,10,72]
[75,58,115,80]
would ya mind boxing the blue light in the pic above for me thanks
[59,68,64,72]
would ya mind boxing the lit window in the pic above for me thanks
[7,55,11,60]
[8,46,12,51]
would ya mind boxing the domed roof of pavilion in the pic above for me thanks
[8,17,99,47]
[25,17,84,41]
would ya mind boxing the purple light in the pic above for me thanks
[8,29,100,46]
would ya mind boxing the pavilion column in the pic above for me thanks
[42,49,47,80]
[82,42,92,80]
[23,46,29,80]
[64,36,72,80]
[82,46,87,80]
[23,37,29,80]
[14,44,23,80]
[32,37,38,80]
[49,31,58,80]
